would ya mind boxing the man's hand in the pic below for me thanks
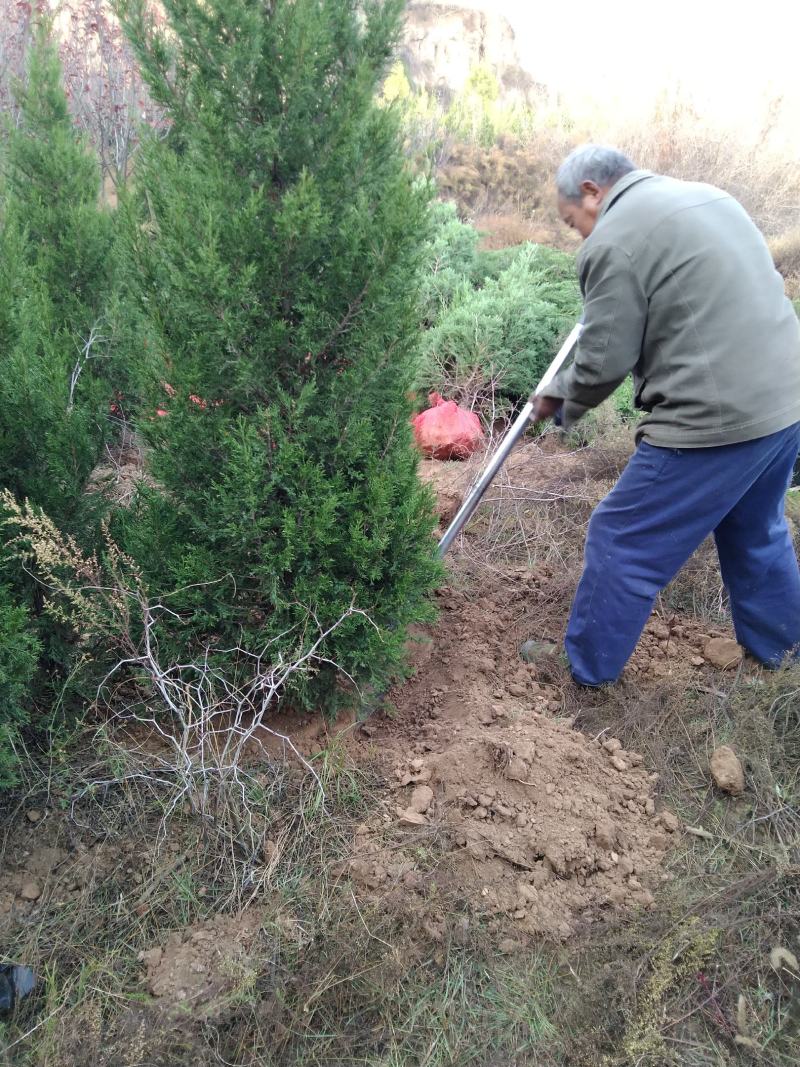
[531,395,563,422]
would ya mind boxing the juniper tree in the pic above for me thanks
[0,19,114,523]
[116,0,439,709]
[0,22,116,781]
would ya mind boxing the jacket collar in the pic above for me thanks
[598,169,655,220]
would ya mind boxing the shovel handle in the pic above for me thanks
[437,322,582,558]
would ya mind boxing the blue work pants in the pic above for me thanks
[567,423,800,686]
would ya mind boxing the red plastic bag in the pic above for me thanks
[412,392,484,460]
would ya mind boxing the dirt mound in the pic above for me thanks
[389,716,672,941]
[355,669,675,940]
[139,911,262,1022]
[348,569,745,940]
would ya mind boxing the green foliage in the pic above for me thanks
[0,587,41,788]
[0,22,113,525]
[416,241,581,401]
[382,57,544,164]
[2,22,113,340]
[115,0,441,711]
[474,241,576,288]
[0,22,116,784]
[382,60,413,104]
[612,377,637,420]
[418,201,479,324]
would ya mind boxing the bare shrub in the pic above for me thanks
[473,211,575,251]
[769,227,800,298]
[427,93,800,253]
[77,602,368,902]
[616,102,800,238]
[437,140,557,217]
[0,0,166,189]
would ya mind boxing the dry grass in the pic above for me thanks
[0,741,371,1066]
[562,667,800,1066]
[436,138,578,253]
[769,228,800,299]
[615,101,800,238]
[0,734,563,1067]
[473,212,570,252]
[433,98,800,258]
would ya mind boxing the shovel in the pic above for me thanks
[437,322,582,556]
[357,323,581,721]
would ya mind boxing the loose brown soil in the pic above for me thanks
[337,443,748,942]
[139,910,263,1022]
[342,563,739,943]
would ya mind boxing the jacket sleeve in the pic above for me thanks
[547,242,647,428]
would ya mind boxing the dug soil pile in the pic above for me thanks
[344,440,744,941]
[347,572,715,941]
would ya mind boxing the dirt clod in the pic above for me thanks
[141,912,261,1022]
[25,809,43,823]
[709,745,745,795]
[408,784,435,814]
[657,811,681,833]
[19,881,42,901]
[703,637,743,670]
[398,809,428,826]
[519,639,558,664]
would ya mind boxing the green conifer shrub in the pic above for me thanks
[0,21,114,525]
[115,0,440,711]
[0,23,116,782]
[415,244,581,403]
[419,201,479,325]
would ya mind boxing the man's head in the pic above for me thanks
[556,145,636,238]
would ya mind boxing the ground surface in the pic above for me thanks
[1,432,797,1066]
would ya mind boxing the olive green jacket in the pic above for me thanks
[549,170,800,446]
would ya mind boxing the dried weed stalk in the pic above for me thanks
[1,489,374,898]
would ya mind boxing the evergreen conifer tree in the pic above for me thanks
[0,19,114,523]
[116,0,440,709]
[0,22,116,782]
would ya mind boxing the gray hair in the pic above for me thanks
[556,144,636,201]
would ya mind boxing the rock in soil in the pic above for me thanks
[519,639,559,664]
[703,637,743,670]
[25,809,43,824]
[408,784,434,814]
[19,881,42,902]
[709,745,745,795]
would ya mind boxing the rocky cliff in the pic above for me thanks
[401,1,541,104]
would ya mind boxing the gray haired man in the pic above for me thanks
[533,144,800,686]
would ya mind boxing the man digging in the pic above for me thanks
[532,144,800,687]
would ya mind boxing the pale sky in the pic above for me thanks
[492,0,800,145]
